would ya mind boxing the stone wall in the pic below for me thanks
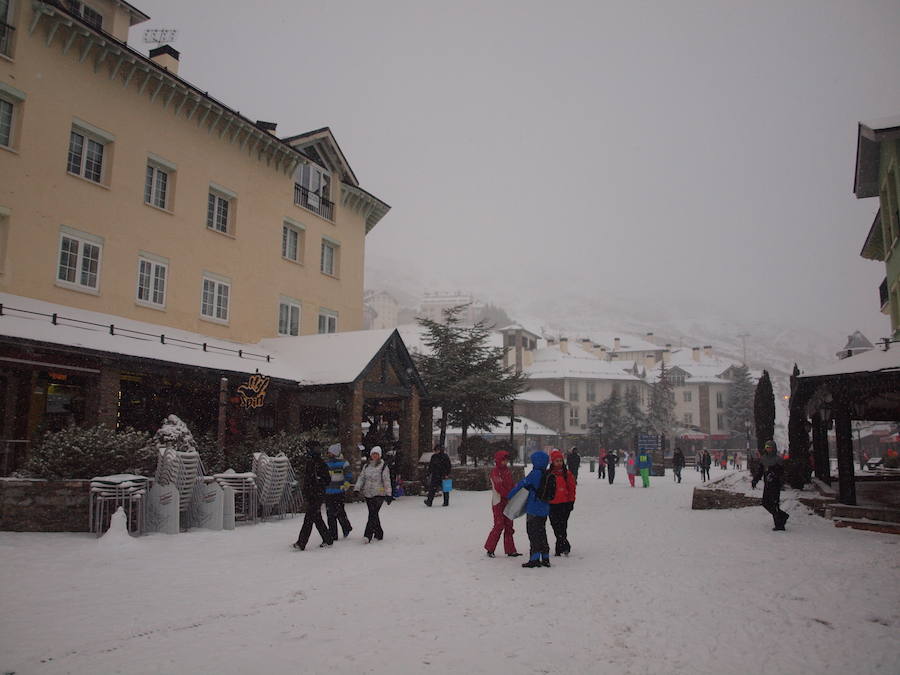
[0,478,91,532]
[691,487,761,510]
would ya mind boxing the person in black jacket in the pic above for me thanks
[566,447,581,480]
[752,440,790,531]
[672,447,686,483]
[424,445,452,507]
[605,450,618,485]
[293,445,334,550]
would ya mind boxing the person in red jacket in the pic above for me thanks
[484,450,521,558]
[547,449,577,556]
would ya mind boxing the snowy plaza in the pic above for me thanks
[1,467,897,675]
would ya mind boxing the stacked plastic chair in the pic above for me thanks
[252,452,292,520]
[213,469,259,524]
[154,447,204,530]
[88,473,150,536]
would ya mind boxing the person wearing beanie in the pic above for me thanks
[424,444,452,507]
[323,443,353,540]
[507,450,552,568]
[354,446,393,543]
[751,440,790,531]
[547,449,577,556]
[484,450,521,558]
[293,444,334,550]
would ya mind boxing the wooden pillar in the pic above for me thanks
[216,377,228,452]
[834,404,856,505]
[419,402,433,457]
[95,365,121,428]
[339,381,364,469]
[399,389,420,480]
[285,391,301,433]
[811,413,830,483]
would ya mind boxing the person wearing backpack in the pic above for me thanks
[548,449,577,556]
[324,443,353,540]
[293,444,334,550]
[507,450,552,568]
[354,446,393,543]
[637,449,652,488]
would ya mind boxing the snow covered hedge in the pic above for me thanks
[24,425,154,480]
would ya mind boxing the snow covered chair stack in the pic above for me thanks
[252,452,292,520]
[146,415,205,532]
[213,469,258,524]
[88,473,150,536]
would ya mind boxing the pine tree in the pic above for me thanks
[648,364,675,439]
[754,370,775,448]
[588,387,625,448]
[621,384,649,447]
[725,364,755,448]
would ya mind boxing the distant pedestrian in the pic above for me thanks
[293,445,334,551]
[751,440,789,531]
[605,450,618,484]
[508,450,552,568]
[355,446,393,543]
[548,449,577,556]
[484,450,521,558]
[626,451,638,487]
[700,450,712,482]
[323,443,353,540]
[424,445,452,507]
[735,452,743,471]
[672,447,685,484]
[636,449,652,488]
[566,446,581,480]
[598,449,607,479]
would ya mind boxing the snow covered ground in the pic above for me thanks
[1,467,897,675]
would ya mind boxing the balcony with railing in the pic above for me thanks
[879,277,889,312]
[293,183,334,221]
[0,19,14,58]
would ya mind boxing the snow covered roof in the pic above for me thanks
[799,345,900,378]
[570,332,662,353]
[855,114,900,198]
[443,415,558,437]
[0,293,402,386]
[516,388,566,403]
[525,346,642,381]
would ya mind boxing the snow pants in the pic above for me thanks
[425,479,449,506]
[607,465,615,484]
[627,473,636,487]
[525,514,549,559]
[598,463,606,479]
[364,496,385,540]
[762,484,787,527]
[674,466,682,483]
[640,468,650,488]
[485,502,517,555]
[324,493,352,540]
[296,497,332,548]
[548,502,573,555]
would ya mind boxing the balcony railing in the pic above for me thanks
[0,20,14,58]
[879,277,889,310]
[294,183,334,221]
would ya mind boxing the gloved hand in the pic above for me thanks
[385,496,393,505]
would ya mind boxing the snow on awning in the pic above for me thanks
[680,433,708,440]
[879,434,900,443]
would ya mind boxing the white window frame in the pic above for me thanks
[278,297,301,336]
[282,217,305,263]
[683,390,692,402]
[716,391,725,409]
[717,413,726,431]
[320,237,339,276]
[683,412,693,425]
[586,381,596,402]
[569,407,580,427]
[569,381,579,401]
[317,308,338,334]
[200,272,230,323]
[67,118,113,185]
[297,163,331,209]
[207,182,236,235]
[144,154,175,211]
[56,227,103,293]
[0,0,16,58]
[0,96,13,149]
[136,253,168,309]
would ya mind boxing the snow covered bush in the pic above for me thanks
[24,424,153,479]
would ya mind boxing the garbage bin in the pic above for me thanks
[589,460,596,472]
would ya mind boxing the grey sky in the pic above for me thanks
[133,0,900,343]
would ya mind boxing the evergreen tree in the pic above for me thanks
[648,364,675,440]
[588,387,625,448]
[725,364,755,448]
[416,306,527,464]
[754,370,775,448]
[621,384,649,446]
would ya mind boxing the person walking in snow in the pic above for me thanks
[548,449,577,556]
[484,450,521,558]
[672,447,685,483]
[566,446,581,480]
[597,449,607,479]
[355,446,393,543]
[424,444,452,507]
[508,450,552,568]
[625,451,638,487]
[605,449,617,484]
[700,450,712,482]
[751,440,790,531]
[293,445,334,550]
[324,443,353,540]
[637,449,652,488]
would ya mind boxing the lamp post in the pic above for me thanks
[523,422,529,465]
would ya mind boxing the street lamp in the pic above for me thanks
[523,422,529,465]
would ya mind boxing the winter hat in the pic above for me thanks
[494,450,509,465]
[370,446,383,457]
[327,443,342,457]
[550,449,564,462]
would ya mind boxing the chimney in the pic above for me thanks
[645,332,655,345]
[580,338,592,354]
[599,346,607,359]
[547,337,557,347]
[149,45,180,75]
[559,337,569,354]
[644,353,657,371]
[703,345,712,358]
[614,337,621,350]
[256,121,278,135]
[662,349,671,365]
[692,347,700,362]
[592,343,602,358]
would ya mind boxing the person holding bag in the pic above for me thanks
[355,446,393,543]
[484,450,521,558]
[424,445,452,507]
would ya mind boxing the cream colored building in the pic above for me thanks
[0,0,388,344]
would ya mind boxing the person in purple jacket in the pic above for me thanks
[507,450,552,568]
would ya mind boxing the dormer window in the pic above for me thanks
[64,1,104,30]
[294,163,333,220]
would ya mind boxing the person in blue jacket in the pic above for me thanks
[508,450,552,568]
[637,449,653,488]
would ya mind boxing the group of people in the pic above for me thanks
[595,449,653,487]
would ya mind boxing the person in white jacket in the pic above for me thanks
[354,446,393,543]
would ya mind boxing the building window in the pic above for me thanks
[318,309,337,334]
[57,231,102,291]
[136,256,167,308]
[586,382,596,402]
[294,163,333,220]
[683,412,693,425]
[201,275,230,322]
[716,391,725,409]
[67,125,109,184]
[320,239,339,276]
[569,382,579,401]
[717,413,726,430]
[569,407,579,427]
[144,156,175,210]
[0,0,15,58]
[0,98,11,148]
[207,191,231,233]
[683,390,692,403]
[278,299,300,336]
[282,220,304,263]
